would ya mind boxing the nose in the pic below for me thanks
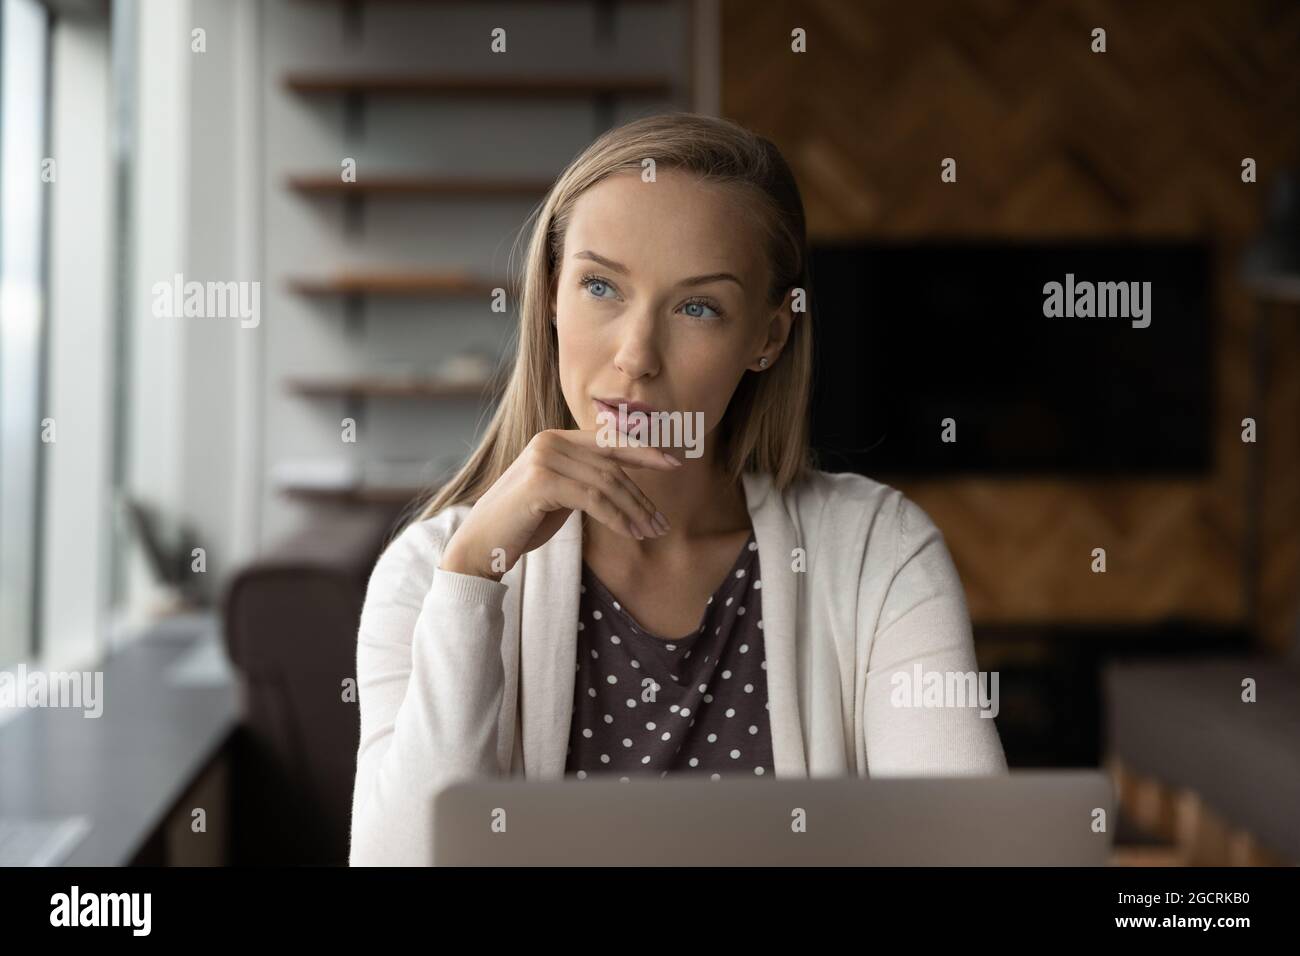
[611,305,661,381]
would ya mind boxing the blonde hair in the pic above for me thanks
[401,111,816,532]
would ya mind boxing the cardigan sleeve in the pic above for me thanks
[861,495,1009,776]
[348,520,511,866]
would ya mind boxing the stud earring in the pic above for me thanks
[758,356,769,369]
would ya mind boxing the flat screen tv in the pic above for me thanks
[806,240,1213,476]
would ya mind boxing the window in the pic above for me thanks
[0,0,52,667]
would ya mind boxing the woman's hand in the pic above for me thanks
[439,429,682,581]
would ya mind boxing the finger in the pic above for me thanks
[542,449,662,538]
[539,471,643,540]
[547,430,670,531]
[558,427,684,472]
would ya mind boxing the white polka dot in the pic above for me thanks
[748,725,758,735]
[748,541,757,551]
[707,733,717,743]
[580,584,587,593]
[754,580,762,589]
[666,644,676,651]
[689,757,699,767]
[661,732,671,741]
[754,766,765,776]
[704,693,713,703]
[736,569,746,578]
[588,687,596,697]
[670,674,678,681]
[610,635,621,645]
[606,675,617,684]
[725,708,735,717]
[604,714,613,724]
[613,601,621,610]
[722,670,731,679]
[710,773,720,781]
[765,702,770,710]
[577,622,584,631]
[684,650,692,658]
[680,707,691,717]
[706,596,713,604]
[739,644,749,653]
[761,660,767,669]
[622,738,632,748]
[646,721,656,730]
[619,776,629,783]
[689,718,696,727]
[757,620,763,630]
[730,749,740,759]
[670,704,680,713]
[593,610,602,620]
[600,754,610,763]
[737,606,746,615]
[626,699,636,708]
[591,649,599,659]
[641,755,651,764]
[725,597,733,606]
[744,683,753,693]
[583,728,593,738]
[577,770,588,779]
[698,684,707,693]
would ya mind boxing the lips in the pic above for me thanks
[593,397,659,434]
[596,397,658,416]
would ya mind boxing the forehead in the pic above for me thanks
[562,169,763,282]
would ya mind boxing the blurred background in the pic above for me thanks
[0,0,1297,866]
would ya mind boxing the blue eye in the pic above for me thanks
[580,275,617,300]
[681,299,722,321]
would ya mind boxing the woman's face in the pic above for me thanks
[552,168,792,458]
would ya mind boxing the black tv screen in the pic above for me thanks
[807,241,1214,476]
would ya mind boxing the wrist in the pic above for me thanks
[439,539,504,582]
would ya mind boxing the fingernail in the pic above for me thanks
[654,511,669,533]
[662,451,681,467]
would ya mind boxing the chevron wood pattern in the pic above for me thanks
[722,0,1300,650]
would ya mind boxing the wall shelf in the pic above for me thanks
[284,71,674,97]
[278,484,427,506]
[287,377,492,400]
[287,173,552,197]
[289,271,503,298]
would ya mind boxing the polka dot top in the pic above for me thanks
[564,531,773,782]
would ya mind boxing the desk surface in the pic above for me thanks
[0,615,238,865]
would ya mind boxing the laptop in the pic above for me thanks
[432,770,1114,865]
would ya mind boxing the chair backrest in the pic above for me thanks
[221,503,404,864]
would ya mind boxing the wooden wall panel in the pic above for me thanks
[722,0,1300,649]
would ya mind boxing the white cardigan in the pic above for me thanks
[348,468,1007,866]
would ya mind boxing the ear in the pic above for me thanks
[749,288,796,371]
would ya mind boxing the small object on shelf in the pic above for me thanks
[434,350,497,386]
[270,458,361,492]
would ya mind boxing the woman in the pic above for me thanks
[348,112,1006,866]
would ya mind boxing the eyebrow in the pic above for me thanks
[573,249,745,290]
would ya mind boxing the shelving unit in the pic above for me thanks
[270,0,695,511]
